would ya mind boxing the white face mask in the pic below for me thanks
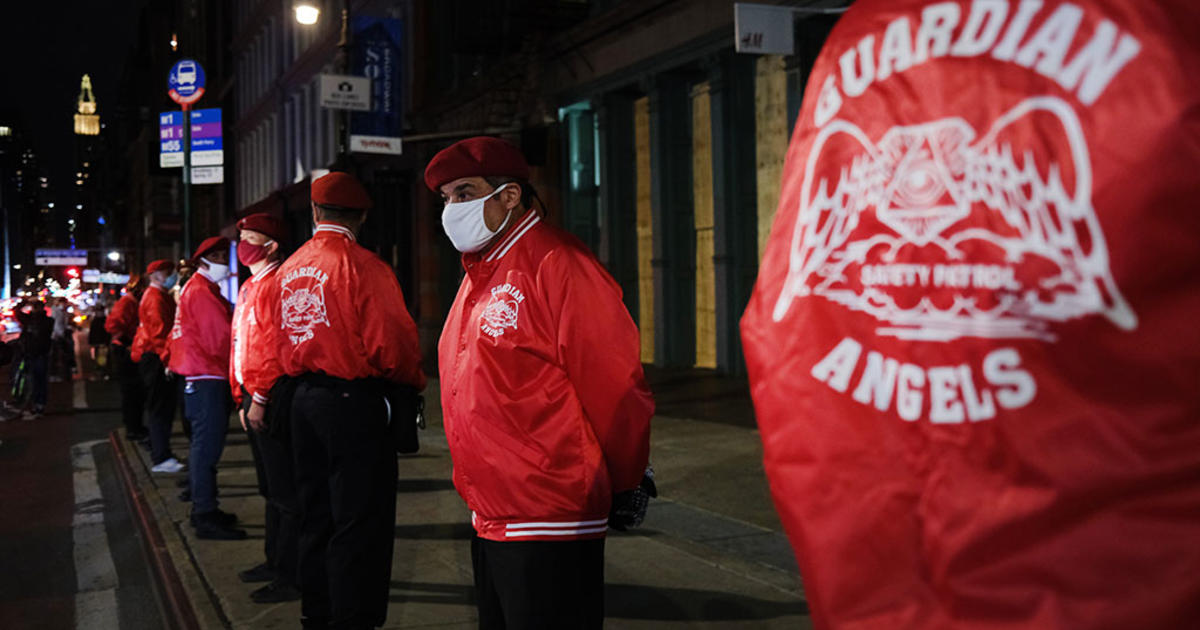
[441,184,512,253]
[202,259,230,282]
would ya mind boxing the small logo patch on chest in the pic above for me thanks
[480,283,525,338]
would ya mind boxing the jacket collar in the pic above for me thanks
[247,261,280,283]
[314,222,356,241]
[461,211,541,275]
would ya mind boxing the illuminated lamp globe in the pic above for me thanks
[294,3,320,25]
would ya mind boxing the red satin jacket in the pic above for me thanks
[439,211,654,542]
[130,285,175,363]
[277,223,424,389]
[740,1,1200,628]
[105,292,139,346]
[230,262,283,405]
[167,272,232,380]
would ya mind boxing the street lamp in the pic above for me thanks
[294,2,320,25]
[107,251,121,262]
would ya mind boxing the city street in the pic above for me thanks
[0,380,164,629]
[0,373,810,629]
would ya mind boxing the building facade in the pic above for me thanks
[228,0,846,373]
[409,0,844,373]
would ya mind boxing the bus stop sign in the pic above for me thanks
[168,59,206,106]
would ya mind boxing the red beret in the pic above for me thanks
[145,259,174,275]
[424,136,530,192]
[192,236,230,261]
[237,213,286,243]
[312,171,372,210]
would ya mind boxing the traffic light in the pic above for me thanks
[66,267,80,278]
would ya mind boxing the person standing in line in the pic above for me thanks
[229,213,300,602]
[168,236,245,540]
[131,259,184,473]
[106,275,147,442]
[277,171,424,630]
[425,137,656,630]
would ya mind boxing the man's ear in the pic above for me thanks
[500,183,522,210]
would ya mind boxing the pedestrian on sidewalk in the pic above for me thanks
[426,137,656,630]
[106,276,147,442]
[48,298,72,382]
[168,236,245,541]
[88,302,111,380]
[132,260,184,474]
[229,212,300,602]
[12,298,52,419]
[277,172,425,630]
[740,1,1200,629]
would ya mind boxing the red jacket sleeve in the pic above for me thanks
[105,296,138,343]
[354,257,426,389]
[244,276,284,404]
[543,247,654,493]
[230,285,249,405]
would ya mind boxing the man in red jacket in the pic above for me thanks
[278,172,424,629]
[229,212,300,603]
[740,1,1200,629]
[426,137,655,629]
[106,275,146,442]
[132,259,183,473]
[169,236,244,540]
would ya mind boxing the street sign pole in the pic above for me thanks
[183,103,192,255]
[337,0,352,166]
[167,57,206,256]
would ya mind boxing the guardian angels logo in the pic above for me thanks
[770,0,1146,342]
[772,96,1136,341]
[281,266,330,345]
[480,283,525,338]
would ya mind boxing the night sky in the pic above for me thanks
[0,0,144,197]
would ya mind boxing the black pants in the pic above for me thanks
[138,353,177,464]
[111,344,145,435]
[471,536,605,630]
[291,377,397,629]
[244,393,300,586]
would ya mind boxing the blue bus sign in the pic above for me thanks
[168,59,206,105]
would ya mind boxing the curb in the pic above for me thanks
[109,431,203,630]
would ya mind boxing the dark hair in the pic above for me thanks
[483,176,538,210]
[314,202,367,224]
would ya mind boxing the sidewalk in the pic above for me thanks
[117,374,809,629]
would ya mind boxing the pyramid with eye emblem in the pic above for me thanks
[876,120,973,246]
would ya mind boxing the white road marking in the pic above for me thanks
[73,380,88,409]
[72,441,119,629]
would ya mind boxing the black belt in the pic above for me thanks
[287,372,423,453]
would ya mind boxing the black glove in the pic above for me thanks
[609,464,657,531]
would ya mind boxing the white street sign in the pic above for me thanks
[83,270,131,284]
[35,249,88,266]
[319,74,371,111]
[191,166,224,185]
[350,134,403,155]
[161,152,184,168]
[735,3,795,55]
[191,150,224,166]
